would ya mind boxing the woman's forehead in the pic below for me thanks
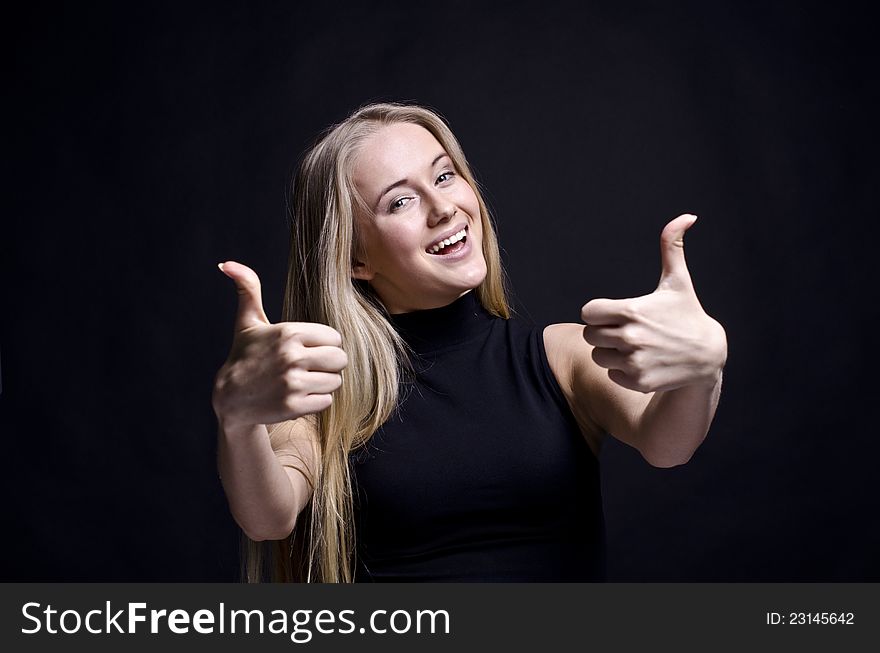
[354,123,445,190]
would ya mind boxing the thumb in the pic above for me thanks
[217,261,271,331]
[658,213,697,290]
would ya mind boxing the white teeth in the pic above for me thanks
[428,229,467,253]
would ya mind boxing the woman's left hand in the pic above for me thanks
[581,214,728,394]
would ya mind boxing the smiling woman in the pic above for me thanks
[211,103,727,582]
[350,122,488,313]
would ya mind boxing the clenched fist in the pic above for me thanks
[212,261,348,430]
[581,214,727,394]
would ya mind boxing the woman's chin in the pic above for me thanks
[460,260,488,289]
[371,258,488,313]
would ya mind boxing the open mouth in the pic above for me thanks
[426,226,468,255]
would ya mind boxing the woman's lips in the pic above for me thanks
[425,224,468,253]
[427,235,471,261]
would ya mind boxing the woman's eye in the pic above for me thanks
[390,197,412,212]
[436,171,455,184]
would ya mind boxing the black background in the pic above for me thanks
[4,1,878,581]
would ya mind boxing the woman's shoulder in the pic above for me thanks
[540,322,582,385]
[542,323,605,453]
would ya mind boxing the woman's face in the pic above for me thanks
[351,122,487,314]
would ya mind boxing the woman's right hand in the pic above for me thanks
[212,261,348,431]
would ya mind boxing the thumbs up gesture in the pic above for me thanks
[581,215,727,393]
[211,261,348,430]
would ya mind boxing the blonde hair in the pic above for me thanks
[244,102,509,582]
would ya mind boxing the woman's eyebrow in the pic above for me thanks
[374,152,450,210]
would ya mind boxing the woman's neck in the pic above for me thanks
[386,290,494,354]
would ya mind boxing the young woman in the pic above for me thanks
[212,103,728,582]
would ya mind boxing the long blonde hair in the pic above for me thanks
[244,102,509,582]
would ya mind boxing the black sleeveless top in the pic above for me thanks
[349,291,605,581]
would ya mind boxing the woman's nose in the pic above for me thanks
[426,191,456,226]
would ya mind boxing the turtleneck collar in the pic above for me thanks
[387,290,496,355]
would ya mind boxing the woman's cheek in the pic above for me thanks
[394,229,423,259]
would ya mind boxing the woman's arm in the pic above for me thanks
[544,214,727,467]
[213,261,346,539]
[217,419,316,541]
[545,322,724,467]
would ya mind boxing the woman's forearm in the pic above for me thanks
[635,370,723,467]
[217,422,299,541]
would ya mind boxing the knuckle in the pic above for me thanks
[632,371,652,393]
[620,302,641,322]
[279,323,299,340]
[628,349,645,371]
[213,365,231,390]
[283,394,301,414]
[223,365,245,389]
[284,369,305,393]
[278,343,303,368]
[628,326,649,349]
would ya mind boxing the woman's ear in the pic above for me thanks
[352,259,374,281]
